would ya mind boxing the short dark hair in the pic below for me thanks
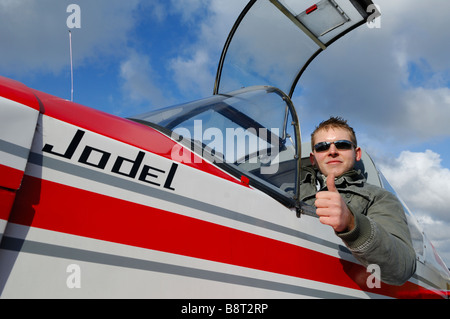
[311,116,357,150]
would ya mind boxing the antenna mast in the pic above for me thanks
[69,30,74,102]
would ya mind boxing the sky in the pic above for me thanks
[1,0,449,269]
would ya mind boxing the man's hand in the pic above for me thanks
[315,173,355,233]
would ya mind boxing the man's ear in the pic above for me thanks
[309,152,316,166]
[355,147,362,162]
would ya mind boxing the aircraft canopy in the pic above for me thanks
[214,0,376,97]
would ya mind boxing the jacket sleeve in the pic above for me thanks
[336,188,417,286]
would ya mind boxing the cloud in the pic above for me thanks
[378,150,450,267]
[169,49,215,98]
[114,0,245,105]
[142,2,168,23]
[379,150,450,220]
[168,0,209,24]
[295,0,450,147]
[400,87,450,140]
[119,50,172,109]
[118,0,244,111]
[0,0,139,76]
[167,0,246,99]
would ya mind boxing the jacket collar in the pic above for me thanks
[301,166,366,190]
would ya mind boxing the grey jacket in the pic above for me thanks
[300,167,416,286]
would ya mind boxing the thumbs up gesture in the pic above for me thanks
[326,172,338,193]
[315,173,355,233]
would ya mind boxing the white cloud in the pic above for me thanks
[379,0,450,72]
[400,87,450,140]
[168,0,209,23]
[170,49,215,97]
[0,0,139,75]
[144,2,168,23]
[379,150,450,267]
[120,50,171,109]
[167,0,245,99]
[380,150,450,221]
[112,0,246,104]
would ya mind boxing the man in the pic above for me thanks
[300,117,416,286]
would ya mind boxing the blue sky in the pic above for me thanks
[1,0,449,267]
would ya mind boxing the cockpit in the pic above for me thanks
[131,86,301,208]
[130,0,376,211]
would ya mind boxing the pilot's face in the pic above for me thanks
[310,127,361,178]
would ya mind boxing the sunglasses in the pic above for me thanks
[313,140,355,152]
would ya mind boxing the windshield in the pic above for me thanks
[131,86,301,207]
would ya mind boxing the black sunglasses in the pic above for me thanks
[313,140,355,152]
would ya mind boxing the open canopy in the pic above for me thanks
[214,0,375,97]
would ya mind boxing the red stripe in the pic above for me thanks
[0,76,40,111]
[0,164,24,190]
[10,175,441,298]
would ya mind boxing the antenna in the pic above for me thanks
[69,30,74,102]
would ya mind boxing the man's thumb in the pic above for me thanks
[326,173,338,192]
